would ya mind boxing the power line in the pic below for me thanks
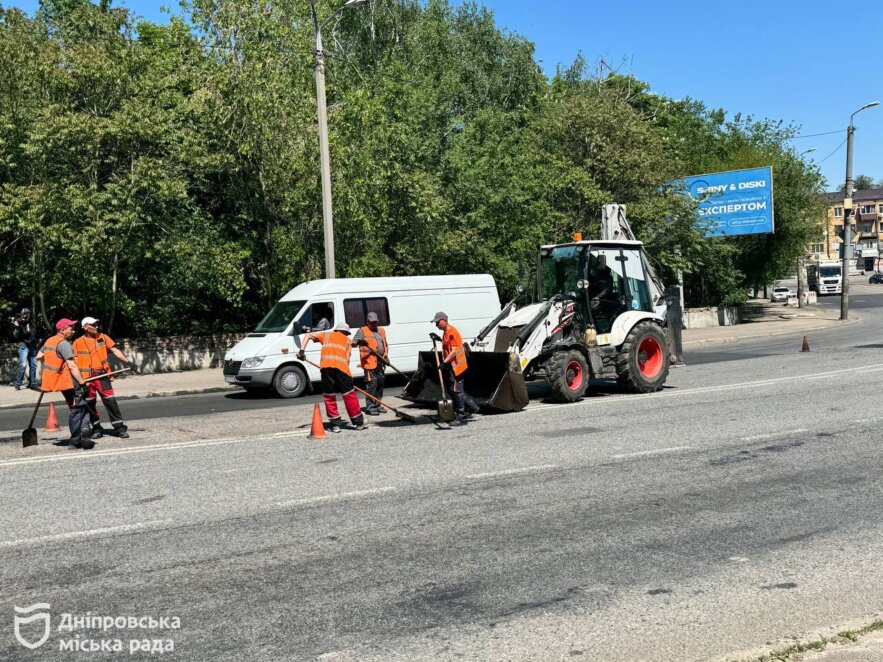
[790,129,843,139]
[815,138,847,164]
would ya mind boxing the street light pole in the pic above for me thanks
[841,101,880,320]
[309,0,365,279]
[796,148,816,309]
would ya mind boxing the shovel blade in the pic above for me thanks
[22,427,38,448]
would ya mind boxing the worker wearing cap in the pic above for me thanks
[36,319,93,449]
[73,317,132,439]
[352,312,388,416]
[298,322,366,432]
[432,312,480,423]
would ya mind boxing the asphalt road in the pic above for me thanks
[2,313,882,660]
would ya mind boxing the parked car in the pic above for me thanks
[869,272,883,284]
[771,286,791,302]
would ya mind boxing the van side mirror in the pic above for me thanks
[290,321,305,336]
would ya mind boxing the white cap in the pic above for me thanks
[81,316,99,326]
[333,322,352,335]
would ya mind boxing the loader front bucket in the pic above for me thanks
[402,351,529,413]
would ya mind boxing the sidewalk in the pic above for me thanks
[0,368,232,410]
[683,302,853,347]
[728,623,883,661]
[795,630,883,661]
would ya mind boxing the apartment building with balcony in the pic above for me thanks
[819,186,883,272]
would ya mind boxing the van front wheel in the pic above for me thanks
[273,365,307,398]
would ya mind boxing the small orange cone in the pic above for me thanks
[801,335,810,352]
[44,402,61,432]
[308,403,326,440]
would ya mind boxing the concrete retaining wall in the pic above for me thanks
[1,333,246,383]
[683,306,741,330]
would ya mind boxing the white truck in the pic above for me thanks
[807,260,843,295]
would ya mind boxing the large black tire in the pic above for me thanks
[616,321,669,393]
[547,349,589,403]
[273,364,308,398]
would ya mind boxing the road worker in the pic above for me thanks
[298,322,366,433]
[73,317,132,439]
[353,312,388,415]
[36,319,93,449]
[432,311,480,424]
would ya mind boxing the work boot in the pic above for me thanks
[116,427,129,439]
[352,422,368,431]
[364,407,380,416]
[91,426,105,440]
[329,418,343,433]
[375,407,388,414]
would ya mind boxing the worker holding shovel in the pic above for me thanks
[353,312,388,416]
[432,312,480,424]
[35,319,94,449]
[298,322,366,433]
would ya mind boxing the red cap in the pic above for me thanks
[55,318,77,331]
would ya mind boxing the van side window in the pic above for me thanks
[343,298,390,327]
[298,302,334,331]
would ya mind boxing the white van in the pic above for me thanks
[223,275,501,397]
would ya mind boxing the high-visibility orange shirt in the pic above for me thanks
[358,326,388,370]
[40,333,74,392]
[72,333,116,378]
[314,331,352,375]
[442,325,468,377]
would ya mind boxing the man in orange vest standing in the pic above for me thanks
[432,311,480,424]
[36,318,94,449]
[298,321,366,433]
[352,312,388,416]
[73,317,132,439]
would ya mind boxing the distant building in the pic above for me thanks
[818,187,883,272]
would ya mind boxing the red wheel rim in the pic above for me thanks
[565,360,583,391]
[637,337,663,379]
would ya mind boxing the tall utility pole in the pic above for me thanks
[796,148,816,309]
[841,101,880,320]
[308,0,366,279]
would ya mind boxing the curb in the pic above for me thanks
[0,385,236,411]
[683,314,860,348]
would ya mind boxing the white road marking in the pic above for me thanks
[610,446,691,460]
[276,486,396,508]
[0,520,168,549]
[740,429,808,442]
[0,431,311,469]
[465,464,557,479]
[524,363,883,414]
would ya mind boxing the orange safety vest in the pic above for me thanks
[72,333,114,379]
[442,325,468,377]
[40,333,74,392]
[317,331,352,375]
[358,326,388,370]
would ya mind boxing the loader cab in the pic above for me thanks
[538,241,654,335]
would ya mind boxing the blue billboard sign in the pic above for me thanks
[677,166,774,237]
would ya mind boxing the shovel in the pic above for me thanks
[363,346,410,381]
[20,368,132,448]
[22,391,45,448]
[299,357,419,423]
[430,336,455,427]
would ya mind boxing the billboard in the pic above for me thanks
[677,166,774,237]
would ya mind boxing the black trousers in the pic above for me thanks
[61,388,91,441]
[442,365,479,416]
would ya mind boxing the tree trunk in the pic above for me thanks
[796,255,807,308]
[108,251,119,333]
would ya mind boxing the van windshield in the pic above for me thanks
[254,300,306,333]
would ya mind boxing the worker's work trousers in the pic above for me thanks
[363,367,385,410]
[321,368,364,426]
[443,366,479,417]
[61,388,92,442]
[86,376,127,433]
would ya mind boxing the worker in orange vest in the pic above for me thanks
[298,321,366,433]
[36,318,94,449]
[432,311,480,424]
[352,311,388,416]
[73,316,132,439]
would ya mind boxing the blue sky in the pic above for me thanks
[8,0,883,190]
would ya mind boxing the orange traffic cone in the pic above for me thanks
[801,335,810,353]
[308,403,326,440]
[44,402,61,432]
